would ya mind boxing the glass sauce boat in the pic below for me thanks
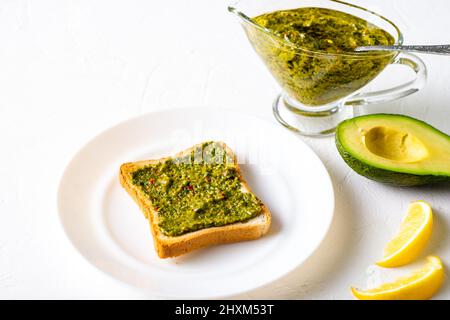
[229,0,426,136]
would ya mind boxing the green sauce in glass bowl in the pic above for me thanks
[248,7,396,106]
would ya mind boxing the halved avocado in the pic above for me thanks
[336,114,450,186]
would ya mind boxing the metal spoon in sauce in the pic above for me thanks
[355,44,450,55]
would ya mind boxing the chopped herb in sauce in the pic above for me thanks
[248,7,396,106]
[131,142,263,237]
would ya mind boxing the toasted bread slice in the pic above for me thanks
[119,141,271,258]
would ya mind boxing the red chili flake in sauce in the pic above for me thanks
[186,185,194,191]
[148,178,155,184]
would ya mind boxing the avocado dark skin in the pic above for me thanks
[336,136,449,186]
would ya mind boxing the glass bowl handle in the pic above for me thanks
[345,53,427,107]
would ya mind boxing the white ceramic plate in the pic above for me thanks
[57,107,334,298]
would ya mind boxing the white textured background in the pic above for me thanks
[0,0,449,299]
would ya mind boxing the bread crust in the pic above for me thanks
[119,142,271,258]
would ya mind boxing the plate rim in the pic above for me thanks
[56,106,335,298]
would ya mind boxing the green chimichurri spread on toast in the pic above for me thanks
[131,142,264,237]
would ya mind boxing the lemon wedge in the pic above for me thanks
[377,201,433,268]
[352,256,445,300]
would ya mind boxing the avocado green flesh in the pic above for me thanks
[336,114,450,186]
[249,7,395,106]
[131,142,263,237]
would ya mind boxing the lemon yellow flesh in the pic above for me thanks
[377,201,433,268]
[352,256,445,300]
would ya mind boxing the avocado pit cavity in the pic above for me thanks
[363,126,428,162]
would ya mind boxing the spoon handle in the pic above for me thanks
[355,44,450,55]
